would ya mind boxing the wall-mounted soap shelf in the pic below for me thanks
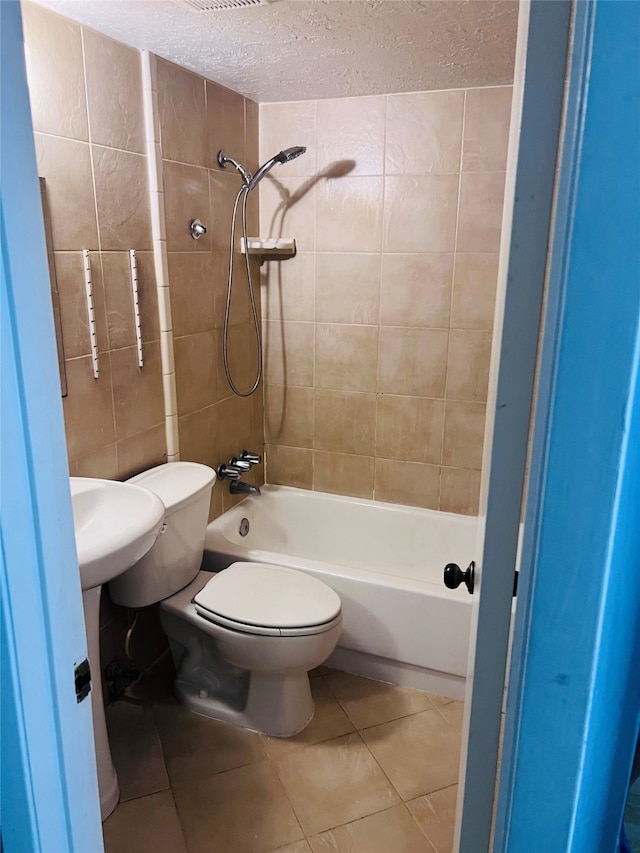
[240,237,296,257]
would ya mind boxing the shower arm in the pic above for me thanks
[217,151,252,187]
[246,156,280,191]
[217,151,279,192]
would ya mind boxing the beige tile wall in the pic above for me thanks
[23,2,166,482]
[24,2,264,521]
[260,86,512,514]
[23,2,169,686]
[155,58,264,519]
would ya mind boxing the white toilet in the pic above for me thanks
[109,461,342,737]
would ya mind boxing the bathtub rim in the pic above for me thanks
[205,483,478,596]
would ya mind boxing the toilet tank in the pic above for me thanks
[109,462,216,609]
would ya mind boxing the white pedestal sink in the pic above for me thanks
[70,477,165,820]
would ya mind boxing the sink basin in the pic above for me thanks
[70,477,165,591]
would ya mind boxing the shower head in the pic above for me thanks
[277,146,306,163]
[217,146,306,191]
[246,146,307,191]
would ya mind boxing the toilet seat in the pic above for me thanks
[193,562,342,638]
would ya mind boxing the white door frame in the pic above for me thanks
[455,1,572,849]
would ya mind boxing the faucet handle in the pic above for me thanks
[240,450,261,465]
[230,456,252,472]
[217,464,241,481]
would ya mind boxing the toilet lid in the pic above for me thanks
[193,562,341,631]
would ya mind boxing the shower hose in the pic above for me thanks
[223,185,262,397]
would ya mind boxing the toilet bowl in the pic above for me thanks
[109,462,342,737]
[160,564,342,736]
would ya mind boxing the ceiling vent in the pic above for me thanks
[172,0,276,10]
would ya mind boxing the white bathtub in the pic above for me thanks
[203,485,477,700]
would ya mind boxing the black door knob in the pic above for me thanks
[443,561,475,595]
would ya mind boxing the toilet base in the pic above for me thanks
[159,570,341,737]
[174,670,315,737]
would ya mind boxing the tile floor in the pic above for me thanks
[103,659,462,853]
[625,775,640,852]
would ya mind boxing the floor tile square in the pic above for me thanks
[408,785,458,853]
[272,732,400,836]
[361,710,460,800]
[173,761,303,853]
[102,790,187,853]
[261,677,355,757]
[323,670,434,729]
[624,775,640,851]
[153,699,266,785]
[309,803,434,852]
[106,701,169,801]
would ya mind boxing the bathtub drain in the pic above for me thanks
[239,517,250,537]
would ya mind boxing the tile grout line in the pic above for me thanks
[373,93,389,502]
[400,800,441,853]
[354,727,412,805]
[317,674,440,804]
[319,670,455,732]
[259,84,512,112]
[265,690,450,828]
[432,701,464,734]
[167,786,190,853]
[263,736,320,845]
[308,799,437,849]
[406,782,461,853]
[440,88,468,511]
[317,676,464,814]
[310,99,318,493]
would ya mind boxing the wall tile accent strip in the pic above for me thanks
[141,50,179,461]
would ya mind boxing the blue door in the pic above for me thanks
[1,2,104,850]
[495,0,640,849]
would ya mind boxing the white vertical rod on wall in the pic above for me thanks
[141,49,180,461]
[82,249,99,379]
[129,249,144,367]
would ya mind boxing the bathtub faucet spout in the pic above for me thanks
[230,481,261,497]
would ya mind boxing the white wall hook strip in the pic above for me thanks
[82,249,99,379]
[129,249,144,368]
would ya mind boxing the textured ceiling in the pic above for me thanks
[31,0,518,103]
